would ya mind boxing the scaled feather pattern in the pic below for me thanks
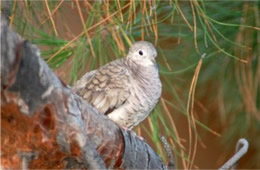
[72,41,162,129]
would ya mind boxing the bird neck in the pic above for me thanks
[125,58,159,80]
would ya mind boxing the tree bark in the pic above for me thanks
[0,15,166,169]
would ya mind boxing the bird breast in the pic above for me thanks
[128,68,161,122]
[132,69,161,109]
[107,66,161,129]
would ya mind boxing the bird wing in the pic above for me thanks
[72,59,131,115]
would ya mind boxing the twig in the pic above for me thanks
[160,136,175,169]
[219,138,249,170]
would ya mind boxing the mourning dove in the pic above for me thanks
[72,41,162,129]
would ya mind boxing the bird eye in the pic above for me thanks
[138,50,143,56]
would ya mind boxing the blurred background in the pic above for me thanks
[8,0,259,169]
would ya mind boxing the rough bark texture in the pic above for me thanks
[0,16,166,169]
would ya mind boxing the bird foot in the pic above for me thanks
[122,127,144,141]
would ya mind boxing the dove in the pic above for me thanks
[72,41,162,129]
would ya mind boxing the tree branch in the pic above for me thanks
[0,16,166,169]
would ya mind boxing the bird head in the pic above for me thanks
[126,41,157,67]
